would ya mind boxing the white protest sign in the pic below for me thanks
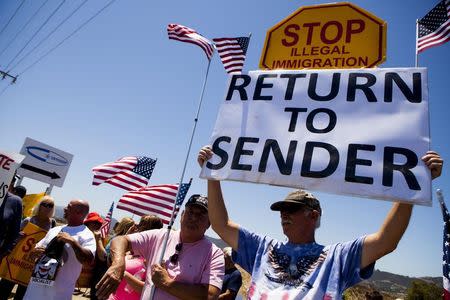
[201,68,430,205]
[17,138,73,187]
[0,151,25,205]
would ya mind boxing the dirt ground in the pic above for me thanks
[8,286,90,299]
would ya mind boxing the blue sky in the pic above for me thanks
[1,0,449,277]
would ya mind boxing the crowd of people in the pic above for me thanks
[0,148,443,300]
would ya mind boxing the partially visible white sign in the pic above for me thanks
[17,138,73,187]
[0,151,25,205]
[201,68,430,205]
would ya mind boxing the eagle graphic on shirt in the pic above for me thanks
[265,244,328,287]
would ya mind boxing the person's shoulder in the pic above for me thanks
[6,192,22,203]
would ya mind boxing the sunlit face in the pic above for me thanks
[63,201,82,222]
[280,206,315,236]
[86,221,102,231]
[181,205,210,234]
[39,200,54,217]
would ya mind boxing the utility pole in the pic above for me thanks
[0,70,17,83]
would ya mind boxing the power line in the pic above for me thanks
[0,0,27,38]
[0,0,51,59]
[10,0,90,72]
[4,0,67,71]
[18,0,117,76]
[0,83,11,97]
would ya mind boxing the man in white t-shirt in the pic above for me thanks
[23,199,96,300]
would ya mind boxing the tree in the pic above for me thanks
[406,280,441,300]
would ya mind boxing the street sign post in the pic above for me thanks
[259,2,386,70]
[17,138,73,187]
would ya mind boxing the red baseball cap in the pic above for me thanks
[84,212,104,225]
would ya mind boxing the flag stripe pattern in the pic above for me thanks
[92,156,156,191]
[116,182,191,224]
[417,0,450,53]
[439,192,450,299]
[100,201,114,239]
[213,37,250,74]
[167,24,214,60]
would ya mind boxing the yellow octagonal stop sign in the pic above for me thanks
[260,2,386,70]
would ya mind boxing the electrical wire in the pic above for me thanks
[18,0,117,76]
[4,0,67,71]
[0,83,11,97]
[10,0,90,72]
[0,0,51,59]
[0,0,27,38]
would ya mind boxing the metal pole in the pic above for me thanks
[437,189,445,205]
[148,58,213,300]
[45,184,54,195]
[415,19,419,68]
[16,177,23,186]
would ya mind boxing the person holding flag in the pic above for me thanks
[96,194,225,300]
[197,146,443,299]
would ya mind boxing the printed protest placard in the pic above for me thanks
[0,151,25,205]
[201,68,430,205]
[0,222,48,285]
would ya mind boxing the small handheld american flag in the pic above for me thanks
[100,201,114,239]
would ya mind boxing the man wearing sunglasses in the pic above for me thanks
[96,195,225,300]
[23,199,96,300]
[197,146,443,299]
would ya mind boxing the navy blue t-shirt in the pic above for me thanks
[0,192,22,255]
[221,267,242,294]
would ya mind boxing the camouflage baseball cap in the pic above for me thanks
[270,190,322,215]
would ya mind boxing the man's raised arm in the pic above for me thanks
[198,146,240,250]
[361,151,443,269]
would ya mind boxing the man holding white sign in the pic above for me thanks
[198,147,442,299]
[197,67,442,299]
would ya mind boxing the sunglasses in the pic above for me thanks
[169,243,183,264]
[41,202,54,208]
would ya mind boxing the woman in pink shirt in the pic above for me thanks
[108,215,163,300]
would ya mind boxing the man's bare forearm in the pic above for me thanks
[70,240,94,264]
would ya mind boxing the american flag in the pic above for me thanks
[438,190,450,300]
[92,156,156,191]
[116,181,191,225]
[100,201,114,239]
[213,37,250,74]
[417,0,450,53]
[167,24,214,60]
